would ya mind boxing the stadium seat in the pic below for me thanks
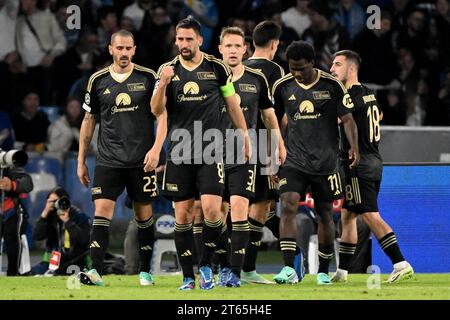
[31,190,52,221]
[28,172,57,205]
[25,156,63,186]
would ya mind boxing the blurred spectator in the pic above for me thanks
[333,0,366,41]
[380,90,407,125]
[55,3,80,49]
[182,0,219,52]
[32,187,91,275]
[47,97,83,153]
[302,0,350,71]
[15,0,67,104]
[11,92,49,152]
[96,6,119,53]
[120,15,137,34]
[389,0,415,32]
[135,4,175,70]
[281,0,311,38]
[0,0,20,111]
[395,8,428,68]
[123,0,155,31]
[435,0,450,68]
[54,30,98,105]
[438,70,450,125]
[353,10,399,86]
[0,111,14,150]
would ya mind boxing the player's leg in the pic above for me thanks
[362,211,414,282]
[312,172,342,285]
[173,198,196,290]
[196,163,226,290]
[273,191,301,284]
[192,199,204,266]
[79,166,123,286]
[128,168,158,286]
[332,208,358,282]
[216,200,231,286]
[160,161,198,289]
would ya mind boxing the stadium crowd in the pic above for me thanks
[1,0,450,153]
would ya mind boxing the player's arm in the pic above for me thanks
[223,93,251,162]
[150,66,174,117]
[77,112,96,187]
[340,113,360,168]
[144,110,167,172]
[260,108,286,165]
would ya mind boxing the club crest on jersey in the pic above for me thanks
[312,91,331,100]
[84,93,90,105]
[343,93,354,109]
[197,72,216,80]
[127,83,145,91]
[239,84,257,93]
[294,100,321,120]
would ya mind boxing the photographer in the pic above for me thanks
[0,151,33,276]
[32,187,90,275]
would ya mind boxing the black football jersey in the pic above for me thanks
[341,84,383,180]
[273,69,354,175]
[244,57,285,122]
[83,64,157,168]
[157,54,233,162]
[220,66,273,168]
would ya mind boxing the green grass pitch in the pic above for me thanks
[0,274,449,300]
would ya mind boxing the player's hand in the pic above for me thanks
[0,177,12,191]
[77,163,90,187]
[143,147,160,172]
[244,133,252,163]
[278,141,287,166]
[160,66,175,86]
[269,175,279,185]
[348,148,360,169]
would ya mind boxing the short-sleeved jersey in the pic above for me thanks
[82,64,157,168]
[341,84,382,180]
[273,69,354,175]
[157,54,233,162]
[220,66,273,168]
[244,57,285,122]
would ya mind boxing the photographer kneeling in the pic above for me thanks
[32,187,90,275]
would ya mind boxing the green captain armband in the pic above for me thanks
[220,81,235,98]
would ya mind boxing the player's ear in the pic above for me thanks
[218,44,223,55]
[198,35,203,47]
[108,44,113,56]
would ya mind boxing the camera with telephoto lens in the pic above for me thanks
[0,149,28,167]
[54,197,71,214]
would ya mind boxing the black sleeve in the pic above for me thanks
[9,167,33,194]
[82,76,100,114]
[65,214,90,247]
[257,74,274,110]
[335,82,355,118]
[347,85,364,113]
[33,217,49,241]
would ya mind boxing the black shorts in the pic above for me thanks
[92,166,158,202]
[252,165,279,203]
[161,161,225,202]
[341,169,381,213]
[222,164,256,202]
[278,166,342,202]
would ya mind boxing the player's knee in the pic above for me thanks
[280,194,299,215]
[361,211,382,227]
[94,199,115,219]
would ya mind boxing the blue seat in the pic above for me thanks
[31,190,52,221]
[26,156,63,186]
[39,105,61,123]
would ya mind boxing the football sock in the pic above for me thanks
[199,218,223,267]
[230,220,249,277]
[215,223,230,269]
[174,222,195,279]
[280,238,297,268]
[378,232,405,264]
[90,216,111,275]
[193,223,203,264]
[242,217,264,272]
[135,216,155,273]
[264,210,280,238]
[338,242,356,271]
[318,243,334,274]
